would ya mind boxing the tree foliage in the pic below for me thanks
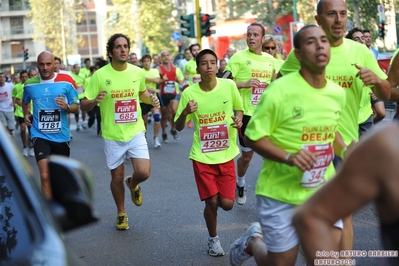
[137,0,177,56]
[106,0,137,47]
[347,0,381,36]
[28,0,84,59]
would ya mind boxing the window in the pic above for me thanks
[10,17,23,34]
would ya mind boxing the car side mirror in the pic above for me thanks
[48,155,98,231]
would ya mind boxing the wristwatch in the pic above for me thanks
[66,104,70,113]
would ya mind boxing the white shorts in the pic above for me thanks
[0,111,15,131]
[103,131,149,170]
[256,195,343,253]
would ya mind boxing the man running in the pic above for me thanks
[224,22,278,205]
[229,25,346,266]
[81,33,160,231]
[0,72,15,136]
[22,51,79,199]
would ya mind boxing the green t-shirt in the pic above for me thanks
[246,71,346,205]
[84,64,146,141]
[280,38,387,145]
[71,72,86,99]
[225,49,277,117]
[184,59,201,85]
[175,78,244,164]
[144,68,160,91]
[80,67,91,79]
[390,48,399,65]
[358,87,373,124]
[12,83,24,117]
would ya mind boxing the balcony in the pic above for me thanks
[0,27,34,41]
[0,4,31,16]
[1,51,36,65]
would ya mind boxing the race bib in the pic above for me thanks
[164,81,176,94]
[114,99,137,124]
[38,109,61,133]
[300,143,334,189]
[193,76,201,84]
[200,124,230,153]
[251,82,268,105]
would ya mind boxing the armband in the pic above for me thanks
[340,146,347,159]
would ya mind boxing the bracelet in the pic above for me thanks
[283,153,291,164]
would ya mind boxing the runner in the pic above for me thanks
[158,50,184,143]
[0,72,15,136]
[229,25,347,266]
[22,51,79,199]
[81,33,160,231]
[71,63,87,131]
[224,22,278,205]
[141,54,162,147]
[175,49,243,257]
[184,43,201,85]
[278,0,391,253]
[293,124,399,266]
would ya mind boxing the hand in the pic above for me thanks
[247,78,261,88]
[183,100,197,115]
[286,149,319,172]
[231,115,242,129]
[150,94,160,109]
[55,94,68,111]
[355,64,381,86]
[94,90,107,104]
[162,74,168,81]
[24,114,32,127]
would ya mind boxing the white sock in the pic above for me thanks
[237,176,245,187]
[209,235,219,241]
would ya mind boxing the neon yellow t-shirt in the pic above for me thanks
[280,38,387,145]
[71,72,85,99]
[390,48,399,64]
[80,67,90,79]
[144,68,160,92]
[246,72,346,205]
[175,78,244,164]
[358,87,373,124]
[184,59,201,85]
[84,64,146,141]
[15,85,33,115]
[225,49,277,116]
[12,83,24,117]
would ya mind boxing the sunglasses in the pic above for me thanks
[263,46,276,50]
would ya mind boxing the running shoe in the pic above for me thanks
[154,137,161,148]
[28,148,35,157]
[236,184,246,205]
[115,213,129,230]
[208,236,225,257]
[230,222,263,266]
[22,147,29,157]
[162,133,169,143]
[170,129,180,140]
[125,176,142,206]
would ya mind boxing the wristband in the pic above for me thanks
[341,146,347,159]
[283,153,291,164]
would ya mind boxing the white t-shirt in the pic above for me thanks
[0,82,14,112]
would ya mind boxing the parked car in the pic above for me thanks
[0,125,98,265]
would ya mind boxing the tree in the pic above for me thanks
[28,0,84,61]
[137,0,178,56]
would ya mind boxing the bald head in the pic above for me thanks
[316,0,346,15]
[37,51,55,80]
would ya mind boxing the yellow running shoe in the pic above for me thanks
[115,213,129,230]
[125,176,143,206]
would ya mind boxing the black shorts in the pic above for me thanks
[358,115,374,137]
[238,115,251,148]
[160,94,178,107]
[17,117,25,125]
[33,137,70,162]
[140,103,153,115]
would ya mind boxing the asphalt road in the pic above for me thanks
[16,118,384,266]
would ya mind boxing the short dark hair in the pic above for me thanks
[19,70,28,77]
[84,58,90,63]
[89,66,96,73]
[106,33,131,62]
[195,49,218,67]
[184,48,190,53]
[189,43,201,53]
[293,25,319,49]
[141,54,152,63]
[346,27,363,40]
[247,22,265,37]
[54,57,62,63]
[95,59,108,69]
[363,29,371,34]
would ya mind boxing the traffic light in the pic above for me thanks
[378,21,385,38]
[199,13,216,37]
[108,12,119,26]
[23,48,29,61]
[180,14,195,38]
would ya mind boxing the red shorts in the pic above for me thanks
[192,159,236,201]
